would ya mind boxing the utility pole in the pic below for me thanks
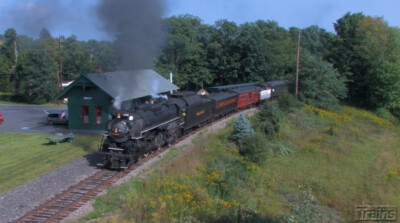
[58,35,63,92]
[296,31,301,100]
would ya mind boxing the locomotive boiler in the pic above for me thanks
[98,91,214,169]
[99,100,182,169]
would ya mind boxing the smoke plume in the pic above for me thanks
[3,0,166,67]
[96,0,166,69]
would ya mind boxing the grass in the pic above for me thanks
[81,104,400,222]
[0,132,101,194]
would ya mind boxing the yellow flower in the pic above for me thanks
[184,192,194,201]
[223,201,233,208]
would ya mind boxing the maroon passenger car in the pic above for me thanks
[229,86,261,109]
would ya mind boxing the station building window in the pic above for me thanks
[82,106,90,125]
[95,106,103,125]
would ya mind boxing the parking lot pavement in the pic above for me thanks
[0,105,70,134]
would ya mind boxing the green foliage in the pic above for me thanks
[230,114,254,142]
[239,132,273,164]
[332,13,400,111]
[374,107,399,124]
[0,28,18,92]
[299,51,347,110]
[270,141,293,157]
[156,17,296,89]
[0,12,399,111]
[278,93,303,113]
[207,20,241,85]
[256,103,282,135]
[17,50,57,103]
[155,15,213,89]
[85,104,400,222]
[298,25,336,60]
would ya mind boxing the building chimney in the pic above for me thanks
[96,65,102,73]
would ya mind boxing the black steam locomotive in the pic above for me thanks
[98,81,288,169]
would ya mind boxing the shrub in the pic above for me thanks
[278,93,302,113]
[230,114,254,143]
[257,103,282,136]
[271,141,293,157]
[239,132,273,164]
[374,107,398,124]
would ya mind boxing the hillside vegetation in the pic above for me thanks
[82,98,400,222]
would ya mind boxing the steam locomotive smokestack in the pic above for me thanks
[97,0,165,70]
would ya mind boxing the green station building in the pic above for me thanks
[53,69,178,131]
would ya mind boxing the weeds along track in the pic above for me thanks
[13,107,257,223]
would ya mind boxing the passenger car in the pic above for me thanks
[0,112,3,123]
[46,110,68,125]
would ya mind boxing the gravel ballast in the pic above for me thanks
[0,156,102,223]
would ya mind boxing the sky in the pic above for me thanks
[0,0,399,41]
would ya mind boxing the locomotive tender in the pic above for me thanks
[98,81,288,169]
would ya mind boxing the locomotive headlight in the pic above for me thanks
[113,128,120,137]
[129,115,134,121]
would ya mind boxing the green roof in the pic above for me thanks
[52,69,179,101]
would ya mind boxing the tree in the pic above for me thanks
[331,13,400,111]
[85,39,118,74]
[254,20,296,81]
[299,52,347,109]
[156,15,212,89]
[236,22,266,83]
[298,25,336,60]
[230,114,254,143]
[353,17,400,109]
[207,20,241,85]
[17,50,57,104]
[62,35,89,79]
[330,12,365,103]
[39,28,52,39]
[0,28,18,92]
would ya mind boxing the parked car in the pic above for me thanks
[0,112,3,123]
[45,110,68,125]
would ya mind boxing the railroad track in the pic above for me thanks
[13,146,169,223]
[14,169,120,223]
[13,108,256,223]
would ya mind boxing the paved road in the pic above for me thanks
[0,105,69,134]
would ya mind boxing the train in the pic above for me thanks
[98,81,288,169]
